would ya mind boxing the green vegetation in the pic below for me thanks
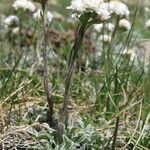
[0,0,150,149]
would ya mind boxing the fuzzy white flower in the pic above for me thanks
[119,19,131,31]
[47,11,53,23]
[96,3,111,21]
[122,48,136,61]
[83,0,104,11]
[13,0,36,12]
[99,34,112,43]
[94,22,115,32]
[106,23,115,32]
[145,20,150,28]
[109,1,130,17]
[2,15,19,27]
[67,0,111,22]
[33,9,41,20]
[33,9,53,23]
[94,23,103,32]
[12,27,20,35]
[144,7,150,12]
[67,0,85,13]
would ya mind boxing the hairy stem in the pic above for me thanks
[58,23,86,136]
[42,0,53,126]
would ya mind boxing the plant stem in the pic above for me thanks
[111,117,120,150]
[106,17,120,112]
[58,23,86,136]
[42,0,53,126]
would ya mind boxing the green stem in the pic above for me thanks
[106,16,120,112]
[58,23,86,136]
[111,117,120,150]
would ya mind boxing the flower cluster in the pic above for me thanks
[121,48,136,61]
[2,15,19,29]
[67,0,111,23]
[13,0,36,12]
[99,34,112,43]
[143,6,149,29]
[0,15,20,36]
[108,1,130,18]
[145,20,150,29]
[67,0,131,25]
[33,9,53,23]
[119,19,131,31]
[94,23,115,32]
[1,0,53,36]
[12,0,53,23]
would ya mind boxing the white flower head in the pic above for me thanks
[2,15,19,27]
[109,1,130,17]
[144,7,150,13]
[83,0,104,11]
[99,34,112,43]
[106,23,115,32]
[94,23,103,32]
[67,0,111,22]
[33,9,53,23]
[67,0,85,13]
[46,11,53,23]
[33,9,41,20]
[145,20,150,29]
[122,48,136,61]
[119,19,131,31]
[96,3,111,21]
[13,0,36,12]
[12,27,20,35]
[94,22,115,32]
